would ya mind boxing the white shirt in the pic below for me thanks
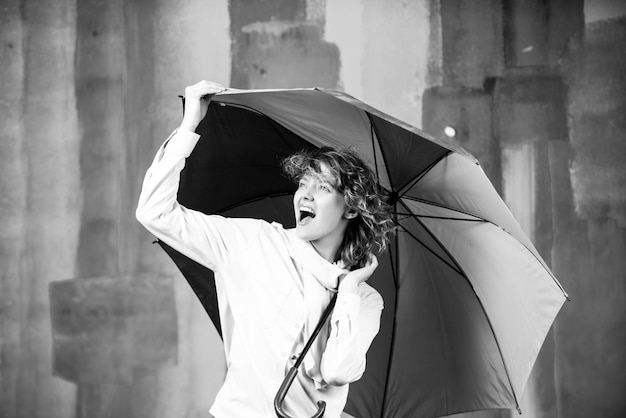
[136,129,383,418]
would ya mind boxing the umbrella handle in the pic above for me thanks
[274,294,337,418]
[274,367,326,418]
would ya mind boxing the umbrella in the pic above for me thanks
[158,88,568,417]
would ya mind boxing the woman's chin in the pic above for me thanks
[294,225,306,239]
[294,225,316,241]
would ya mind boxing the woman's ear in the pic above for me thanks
[344,209,358,219]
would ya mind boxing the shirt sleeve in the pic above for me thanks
[320,285,383,386]
[136,129,263,271]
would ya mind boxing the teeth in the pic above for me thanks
[299,206,316,221]
[299,206,315,215]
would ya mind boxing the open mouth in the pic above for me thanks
[299,207,316,222]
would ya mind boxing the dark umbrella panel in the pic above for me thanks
[159,88,567,418]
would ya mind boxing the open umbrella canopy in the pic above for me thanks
[159,88,568,418]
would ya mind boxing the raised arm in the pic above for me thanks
[136,81,262,270]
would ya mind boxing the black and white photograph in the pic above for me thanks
[1,1,625,417]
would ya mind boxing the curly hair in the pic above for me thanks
[282,147,395,270]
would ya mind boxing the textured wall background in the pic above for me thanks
[0,0,624,417]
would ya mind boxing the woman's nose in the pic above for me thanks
[300,184,314,200]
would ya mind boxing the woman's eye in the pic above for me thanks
[319,184,332,192]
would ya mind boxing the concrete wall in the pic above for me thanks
[1,2,79,417]
[554,5,626,417]
[0,0,624,417]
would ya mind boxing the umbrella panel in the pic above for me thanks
[344,238,398,417]
[355,229,516,418]
[404,231,516,414]
[158,241,222,337]
[401,153,551,277]
[217,91,378,168]
[396,208,464,275]
[404,197,566,396]
[369,113,451,192]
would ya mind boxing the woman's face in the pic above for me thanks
[293,163,351,254]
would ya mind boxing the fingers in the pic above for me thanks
[184,80,226,100]
[359,255,379,279]
[364,254,378,270]
[179,81,227,132]
[337,254,381,293]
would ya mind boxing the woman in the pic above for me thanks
[136,80,394,417]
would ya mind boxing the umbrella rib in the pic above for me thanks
[369,119,381,185]
[397,151,452,197]
[401,195,491,221]
[380,220,400,417]
[365,112,394,192]
[464,301,522,412]
[395,212,486,222]
[400,197,568,298]
[397,198,465,276]
[396,201,459,413]
[422,232,452,415]
[214,192,294,215]
[396,223,464,277]
[213,100,263,115]
[389,216,399,290]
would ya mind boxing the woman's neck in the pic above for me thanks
[309,237,342,263]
